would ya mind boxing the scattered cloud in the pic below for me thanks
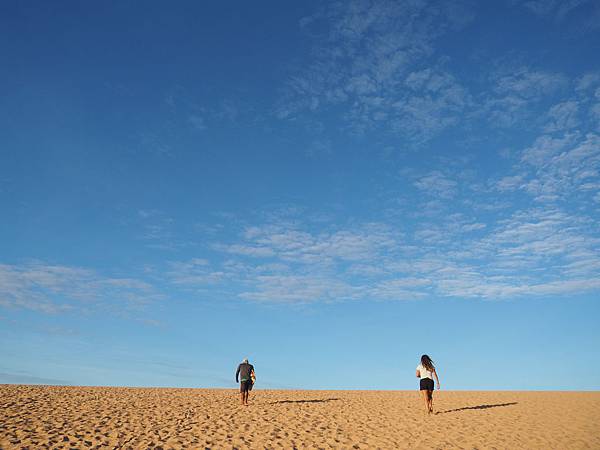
[576,72,600,92]
[495,69,566,99]
[592,104,600,131]
[239,275,360,303]
[138,132,172,156]
[136,210,191,250]
[520,133,577,166]
[167,258,226,286]
[520,0,593,20]
[521,132,600,202]
[493,174,526,192]
[414,171,458,199]
[162,198,599,303]
[0,262,159,314]
[6,120,599,309]
[188,115,207,131]
[4,189,599,310]
[276,0,472,141]
[483,67,567,127]
[543,100,579,132]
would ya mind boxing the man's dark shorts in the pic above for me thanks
[240,380,253,393]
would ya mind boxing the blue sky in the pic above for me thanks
[1,0,599,390]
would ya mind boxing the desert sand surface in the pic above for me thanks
[1,385,599,449]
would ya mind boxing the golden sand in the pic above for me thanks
[1,385,598,449]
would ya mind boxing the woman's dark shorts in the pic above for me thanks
[420,378,434,391]
[240,380,253,393]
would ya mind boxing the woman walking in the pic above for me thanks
[416,354,440,414]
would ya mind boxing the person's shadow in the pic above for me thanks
[270,398,340,404]
[438,402,518,414]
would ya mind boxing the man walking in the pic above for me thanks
[235,358,255,406]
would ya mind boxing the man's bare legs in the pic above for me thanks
[240,390,249,406]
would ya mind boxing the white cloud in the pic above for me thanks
[521,0,591,20]
[239,275,360,303]
[483,67,567,127]
[543,100,579,132]
[168,193,600,303]
[110,118,600,305]
[188,115,207,131]
[138,132,172,156]
[277,0,472,141]
[415,205,600,298]
[495,69,566,99]
[576,72,600,92]
[390,70,468,139]
[0,262,158,314]
[370,278,430,300]
[591,103,600,130]
[219,244,276,258]
[519,132,600,202]
[166,258,227,286]
[414,171,458,199]
[493,174,526,192]
[135,210,188,250]
[521,133,577,166]
[240,224,398,265]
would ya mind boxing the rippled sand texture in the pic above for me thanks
[1,386,599,449]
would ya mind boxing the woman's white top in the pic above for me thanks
[416,363,434,380]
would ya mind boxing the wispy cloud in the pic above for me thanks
[276,0,472,141]
[0,262,159,314]
[4,200,599,311]
[239,274,360,304]
[575,72,600,131]
[576,72,600,92]
[414,171,458,199]
[515,0,600,35]
[493,174,527,192]
[482,67,567,127]
[519,0,593,20]
[520,133,577,166]
[136,209,190,250]
[167,258,226,286]
[543,100,580,132]
[164,198,599,303]
[521,132,600,202]
[495,68,566,98]
[164,86,252,134]
[188,115,207,131]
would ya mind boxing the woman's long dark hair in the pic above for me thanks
[421,354,435,371]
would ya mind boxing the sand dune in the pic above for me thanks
[1,385,598,449]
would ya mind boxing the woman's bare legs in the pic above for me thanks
[420,390,430,413]
[427,390,434,413]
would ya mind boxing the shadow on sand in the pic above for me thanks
[270,398,340,405]
[439,402,518,414]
